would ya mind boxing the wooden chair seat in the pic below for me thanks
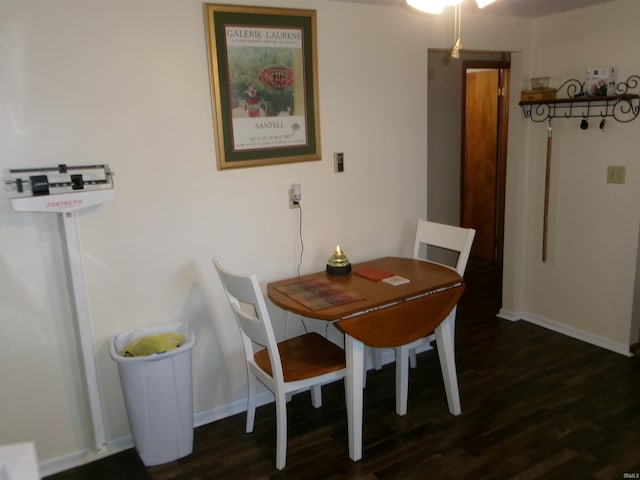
[254,332,346,382]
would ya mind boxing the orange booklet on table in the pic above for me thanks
[353,267,394,281]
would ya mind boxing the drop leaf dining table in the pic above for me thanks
[267,256,465,462]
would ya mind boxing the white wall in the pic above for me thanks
[501,0,640,354]
[427,50,462,226]
[632,226,640,344]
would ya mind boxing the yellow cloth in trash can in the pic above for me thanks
[122,332,185,357]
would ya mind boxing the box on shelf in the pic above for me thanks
[520,89,557,102]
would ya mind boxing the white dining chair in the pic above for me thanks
[393,220,475,416]
[213,257,347,470]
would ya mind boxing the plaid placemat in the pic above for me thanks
[275,278,365,311]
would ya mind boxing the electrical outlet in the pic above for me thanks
[289,183,301,208]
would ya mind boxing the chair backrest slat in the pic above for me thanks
[413,220,476,275]
[213,257,284,381]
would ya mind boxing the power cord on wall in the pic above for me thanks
[294,201,332,338]
[296,202,304,277]
[294,201,308,332]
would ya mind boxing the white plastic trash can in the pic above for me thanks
[110,321,196,466]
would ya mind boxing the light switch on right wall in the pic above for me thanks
[607,165,626,184]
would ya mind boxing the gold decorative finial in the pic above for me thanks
[327,245,351,275]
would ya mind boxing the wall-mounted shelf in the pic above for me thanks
[519,75,640,123]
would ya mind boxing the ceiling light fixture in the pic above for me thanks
[406,0,462,15]
[406,0,497,59]
[406,0,496,15]
[475,0,497,8]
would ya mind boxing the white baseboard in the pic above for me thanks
[38,437,133,477]
[496,308,520,322]
[193,391,274,428]
[499,308,632,357]
[39,391,275,477]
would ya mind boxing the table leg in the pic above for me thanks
[395,345,409,416]
[434,311,461,415]
[345,334,364,462]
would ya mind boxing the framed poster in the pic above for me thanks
[204,4,321,169]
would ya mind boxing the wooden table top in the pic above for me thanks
[267,256,463,322]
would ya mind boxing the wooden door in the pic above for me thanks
[462,67,509,262]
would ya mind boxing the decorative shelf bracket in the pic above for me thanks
[519,75,640,123]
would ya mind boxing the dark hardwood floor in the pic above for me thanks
[46,260,640,480]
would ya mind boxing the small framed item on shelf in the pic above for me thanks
[530,76,550,89]
[585,66,617,96]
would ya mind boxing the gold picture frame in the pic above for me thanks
[204,4,321,170]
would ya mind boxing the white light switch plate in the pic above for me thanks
[607,165,625,184]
